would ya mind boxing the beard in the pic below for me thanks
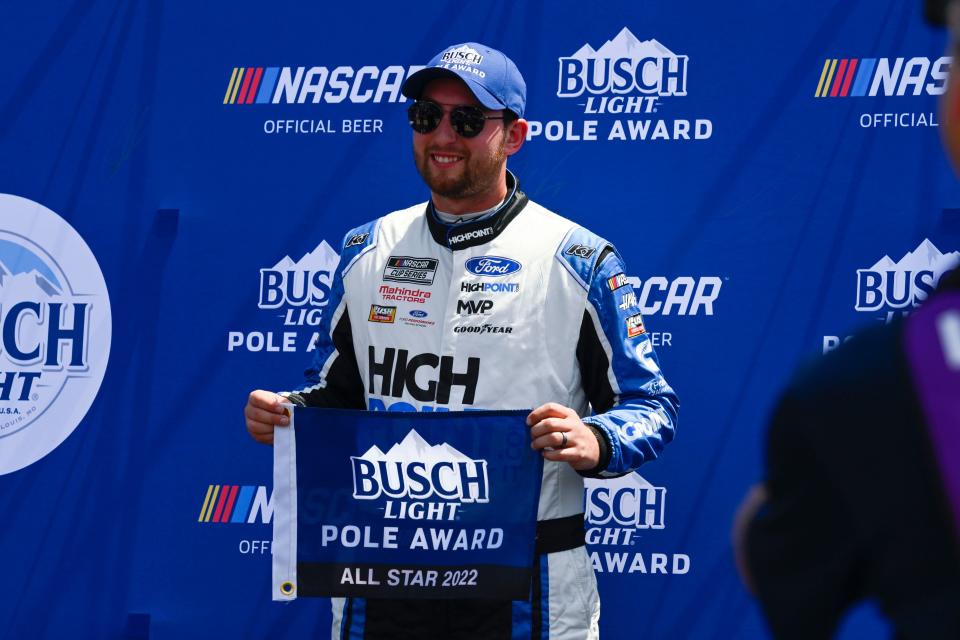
[414,136,506,202]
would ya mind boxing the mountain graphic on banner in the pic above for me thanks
[569,27,676,61]
[0,259,61,297]
[358,430,473,464]
[868,239,960,277]
[585,470,659,493]
[271,240,339,272]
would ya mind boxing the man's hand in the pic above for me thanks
[527,403,600,471]
[245,390,291,445]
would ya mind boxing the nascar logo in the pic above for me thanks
[815,56,949,98]
[223,65,420,105]
[608,273,629,291]
[198,484,273,524]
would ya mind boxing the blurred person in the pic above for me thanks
[734,2,960,637]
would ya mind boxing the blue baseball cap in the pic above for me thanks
[401,42,526,118]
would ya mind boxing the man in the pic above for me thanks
[246,42,678,639]
[732,284,960,638]
[733,4,960,636]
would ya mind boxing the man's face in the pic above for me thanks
[412,78,508,208]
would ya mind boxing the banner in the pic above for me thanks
[272,408,542,600]
[3,2,950,636]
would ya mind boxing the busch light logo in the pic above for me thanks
[0,194,112,475]
[465,257,522,278]
[259,241,338,309]
[558,27,688,99]
[583,472,690,575]
[586,472,665,530]
[351,430,489,503]
[230,241,340,353]
[856,239,960,318]
[440,45,484,66]
[532,28,710,144]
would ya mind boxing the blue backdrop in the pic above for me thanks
[1,1,957,638]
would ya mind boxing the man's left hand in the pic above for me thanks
[527,403,600,471]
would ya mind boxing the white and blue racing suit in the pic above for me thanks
[284,172,679,640]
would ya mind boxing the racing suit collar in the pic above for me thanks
[425,170,529,250]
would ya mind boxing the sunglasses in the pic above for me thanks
[407,100,507,138]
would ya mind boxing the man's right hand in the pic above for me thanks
[245,390,291,445]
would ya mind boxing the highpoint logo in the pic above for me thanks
[855,239,959,321]
[0,195,112,475]
[531,27,712,143]
[815,56,949,129]
[227,241,339,353]
[583,473,690,575]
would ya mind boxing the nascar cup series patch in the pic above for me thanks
[272,408,542,600]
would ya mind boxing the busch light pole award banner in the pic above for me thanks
[272,408,542,600]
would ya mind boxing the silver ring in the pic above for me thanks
[560,432,568,448]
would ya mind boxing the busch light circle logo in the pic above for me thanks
[0,195,112,474]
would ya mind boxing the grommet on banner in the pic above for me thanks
[280,581,295,596]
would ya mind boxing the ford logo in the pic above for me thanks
[464,256,522,278]
[409,310,428,318]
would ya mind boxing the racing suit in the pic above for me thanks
[284,172,679,639]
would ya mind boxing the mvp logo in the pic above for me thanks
[456,299,494,315]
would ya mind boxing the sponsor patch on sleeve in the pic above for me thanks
[565,243,596,259]
[626,313,646,338]
[344,232,369,248]
[368,304,397,323]
[618,290,638,311]
[383,256,438,284]
[607,273,629,291]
